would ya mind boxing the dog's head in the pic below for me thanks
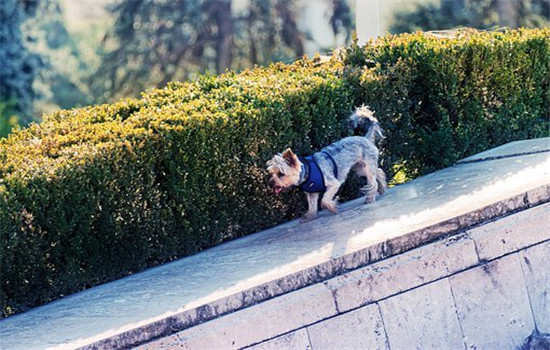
[266,148,302,194]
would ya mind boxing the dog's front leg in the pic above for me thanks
[301,192,319,222]
[321,184,340,214]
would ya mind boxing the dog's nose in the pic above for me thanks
[269,178,276,187]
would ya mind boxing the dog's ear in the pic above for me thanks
[282,148,298,167]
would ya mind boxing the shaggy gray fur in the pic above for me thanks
[267,105,387,222]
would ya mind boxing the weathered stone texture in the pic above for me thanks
[325,234,478,312]
[380,279,465,350]
[450,254,535,349]
[245,329,311,350]
[137,283,336,350]
[527,184,550,206]
[468,203,550,261]
[307,304,388,350]
[520,241,550,333]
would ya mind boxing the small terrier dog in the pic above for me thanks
[267,106,386,222]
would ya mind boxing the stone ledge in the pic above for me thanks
[325,232,478,313]
[137,283,337,350]
[247,239,550,350]
[83,187,548,350]
[457,137,550,164]
[469,203,549,261]
[142,228,548,349]
[83,152,550,349]
[0,139,548,350]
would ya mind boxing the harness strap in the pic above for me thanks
[321,151,338,179]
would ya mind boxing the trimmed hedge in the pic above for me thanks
[1,28,548,317]
[351,28,550,177]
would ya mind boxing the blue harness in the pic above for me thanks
[298,152,338,193]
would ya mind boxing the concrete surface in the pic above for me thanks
[0,138,548,349]
[457,137,550,163]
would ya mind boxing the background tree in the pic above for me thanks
[22,1,91,115]
[1,0,92,131]
[390,0,550,34]
[329,0,354,43]
[0,0,42,124]
[92,0,352,103]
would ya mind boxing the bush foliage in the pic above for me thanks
[354,28,550,177]
[1,28,548,317]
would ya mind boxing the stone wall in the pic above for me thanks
[1,139,547,350]
[138,203,549,350]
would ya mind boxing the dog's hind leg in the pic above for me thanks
[376,167,387,195]
[354,161,379,204]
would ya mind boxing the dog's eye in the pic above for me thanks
[277,173,285,178]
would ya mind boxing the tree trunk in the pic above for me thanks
[214,0,233,73]
[496,0,519,28]
[440,0,464,21]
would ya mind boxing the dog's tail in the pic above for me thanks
[349,105,385,144]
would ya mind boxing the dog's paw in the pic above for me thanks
[300,213,317,223]
[322,201,338,214]
[365,196,376,204]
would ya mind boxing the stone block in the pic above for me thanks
[450,254,535,349]
[307,304,388,350]
[456,137,550,164]
[138,283,337,349]
[379,278,464,350]
[469,203,550,261]
[246,329,311,350]
[520,241,550,333]
[325,234,478,312]
[526,184,550,206]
